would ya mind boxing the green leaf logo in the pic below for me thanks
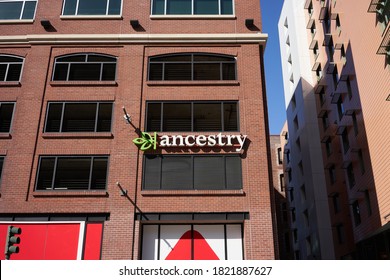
[133,132,157,151]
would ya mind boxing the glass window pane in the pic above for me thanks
[53,64,69,81]
[147,103,162,131]
[101,63,116,80]
[63,0,77,15]
[6,64,22,81]
[68,63,101,80]
[62,103,97,132]
[87,55,116,62]
[221,0,233,15]
[21,1,37,19]
[222,63,236,80]
[54,158,91,190]
[163,103,191,132]
[0,65,6,81]
[57,55,86,62]
[193,103,222,131]
[91,157,108,189]
[223,102,238,131]
[167,0,191,15]
[151,55,191,62]
[194,156,224,190]
[161,156,192,190]
[78,0,107,15]
[0,2,23,20]
[143,155,161,190]
[108,0,121,15]
[164,63,191,80]
[193,63,220,80]
[0,56,23,63]
[97,103,112,132]
[152,0,165,15]
[194,0,219,15]
[36,158,55,190]
[0,103,14,133]
[226,156,242,189]
[194,55,234,62]
[148,63,163,80]
[45,103,63,132]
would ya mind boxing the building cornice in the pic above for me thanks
[0,33,268,46]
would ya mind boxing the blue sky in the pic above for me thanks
[261,0,286,135]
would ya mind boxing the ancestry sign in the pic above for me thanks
[133,132,247,152]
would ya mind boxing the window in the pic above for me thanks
[352,200,361,226]
[376,0,390,31]
[332,65,339,89]
[293,116,299,131]
[310,22,316,38]
[336,224,345,244]
[300,184,306,202]
[0,0,37,20]
[337,97,344,120]
[143,154,242,190]
[332,193,340,214]
[313,42,319,60]
[346,76,352,99]
[289,188,294,202]
[329,165,336,184]
[35,156,109,190]
[288,169,292,182]
[0,55,23,82]
[44,102,113,133]
[62,0,121,16]
[303,210,309,228]
[325,137,332,157]
[358,149,365,174]
[0,102,15,133]
[315,64,322,81]
[282,203,288,222]
[364,190,372,216]
[322,112,329,130]
[280,173,285,191]
[307,1,313,17]
[341,128,349,153]
[318,87,326,105]
[277,147,283,165]
[352,112,358,136]
[146,101,238,132]
[291,207,296,222]
[148,53,236,81]
[52,53,117,81]
[328,37,335,62]
[346,163,355,189]
[151,0,234,15]
[0,156,4,184]
[293,229,298,243]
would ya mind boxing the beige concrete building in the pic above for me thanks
[279,0,390,259]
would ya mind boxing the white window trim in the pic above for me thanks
[150,0,235,17]
[0,0,37,21]
[0,54,24,82]
[61,0,123,17]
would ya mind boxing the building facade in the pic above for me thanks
[0,0,276,260]
[279,0,390,259]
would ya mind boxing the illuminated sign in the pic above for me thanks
[133,132,247,152]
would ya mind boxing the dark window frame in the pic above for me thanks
[61,0,122,16]
[150,0,234,16]
[35,155,109,191]
[52,53,117,81]
[145,101,239,132]
[0,54,24,82]
[148,53,237,81]
[0,102,16,133]
[0,0,37,20]
[142,154,242,191]
[44,101,113,133]
[352,200,361,226]
[0,156,4,185]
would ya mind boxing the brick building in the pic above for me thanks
[0,0,276,260]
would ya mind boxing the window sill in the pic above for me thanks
[60,15,122,20]
[0,19,34,24]
[42,132,113,139]
[0,81,21,87]
[33,190,109,197]
[147,80,239,86]
[141,189,245,196]
[0,133,11,139]
[150,15,236,20]
[50,81,117,87]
